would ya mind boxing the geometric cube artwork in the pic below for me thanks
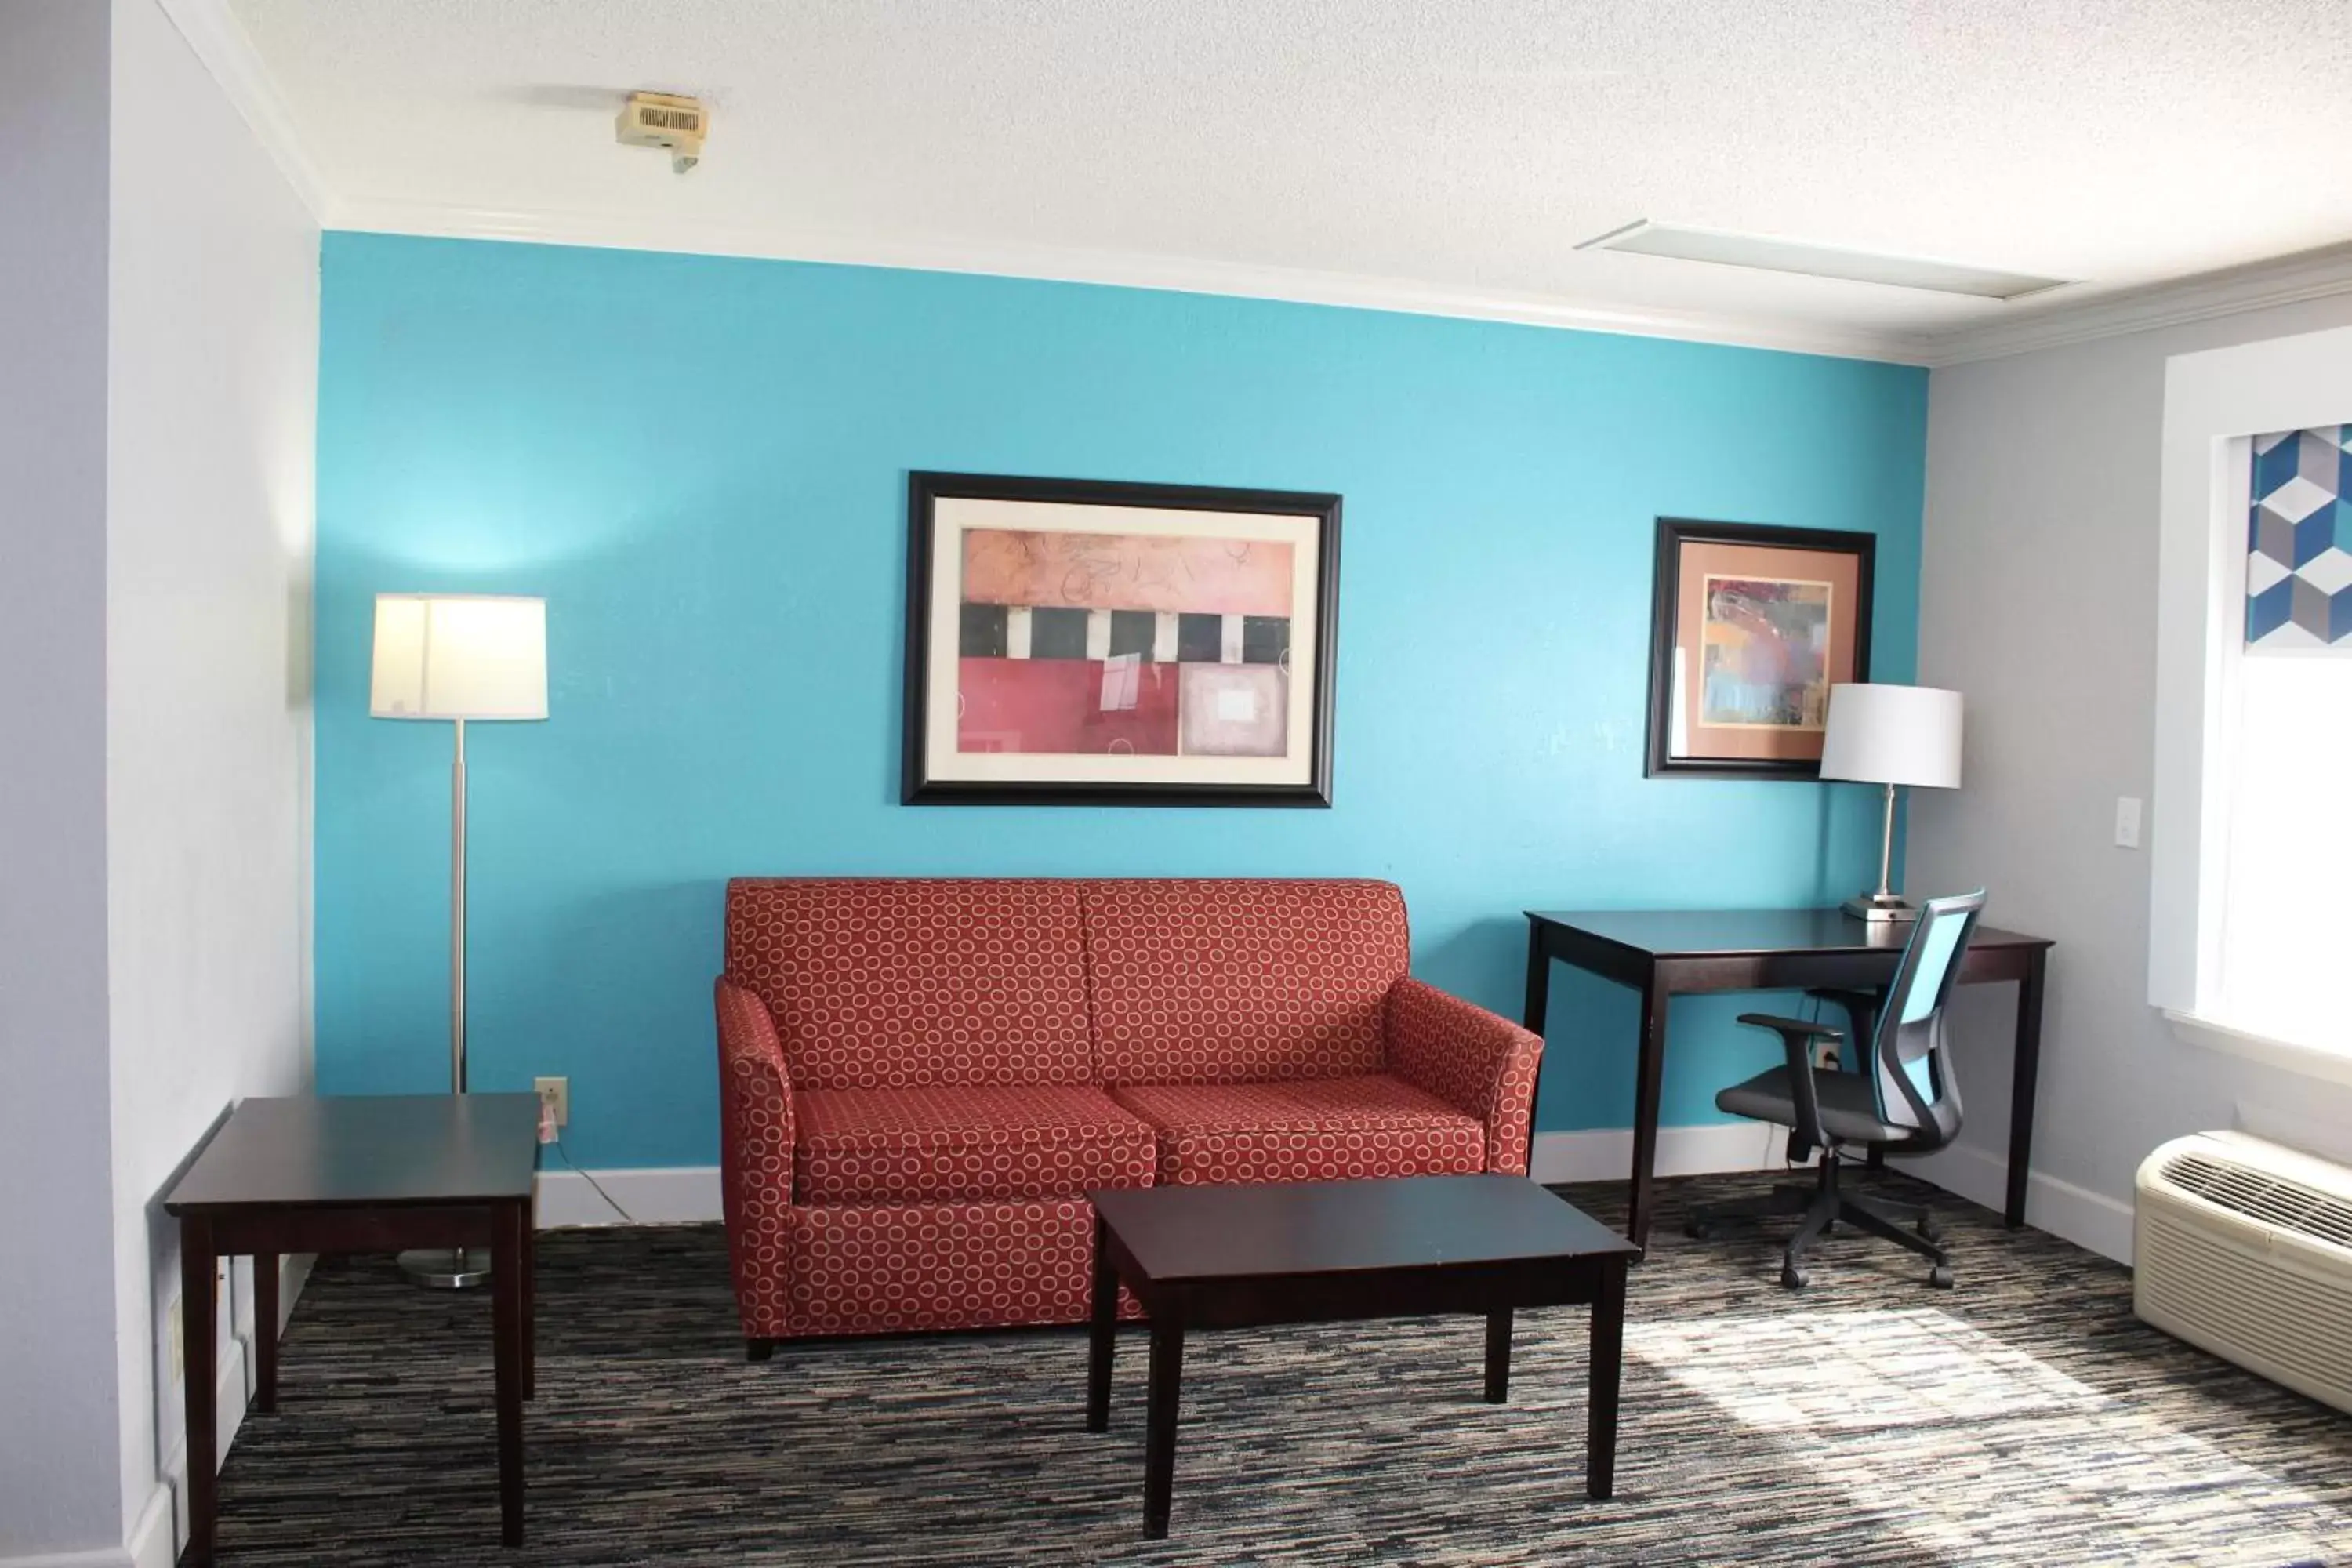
[2247,425,2352,650]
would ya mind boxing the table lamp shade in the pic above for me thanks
[1819,683,1962,789]
[371,594,547,721]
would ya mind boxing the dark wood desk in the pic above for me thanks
[163,1094,541,1566]
[1521,909,2053,1250]
[1087,1176,1637,1539]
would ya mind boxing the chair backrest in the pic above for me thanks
[1868,889,1986,1149]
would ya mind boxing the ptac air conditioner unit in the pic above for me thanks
[2135,1131,2352,1414]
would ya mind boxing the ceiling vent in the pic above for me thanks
[1577,220,2070,301]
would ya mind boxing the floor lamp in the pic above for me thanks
[370,593,548,1289]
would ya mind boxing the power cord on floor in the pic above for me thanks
[547,1132,636,1224]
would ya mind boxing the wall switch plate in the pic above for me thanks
[2115,796,2143,849]
[534,1076,568,1129]
[169,1297,184,1384]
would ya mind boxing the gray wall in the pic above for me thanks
[0,1,127,1555]
[105,0,319,1537]
[1911,292,2352,1260]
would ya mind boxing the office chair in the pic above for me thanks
[1685,889,1987,1290]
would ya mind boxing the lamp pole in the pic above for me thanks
[400,717,492,1289]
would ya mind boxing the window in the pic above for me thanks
[2151,330,2352,1079]
[2209,428,2352,1051]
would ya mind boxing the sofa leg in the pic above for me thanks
[746,1338,775,1363]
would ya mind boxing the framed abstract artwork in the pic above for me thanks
[1643,517,1875,779]
[902,471,1341,806]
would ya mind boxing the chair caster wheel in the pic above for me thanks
[1684,1221,1712,1240]
[1928,1265,1954,1290]
[1780,1263,1808,1290]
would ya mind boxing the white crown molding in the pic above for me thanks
[152,0,335,224]
[330,194,1943,365]
[1920,242,2352,367]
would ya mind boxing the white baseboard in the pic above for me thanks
[122,1483,172,1568]
[534,1164,723,1228]
[0,1544,140,1568]
[1530,1123,1784,1185]
[140,1251,314,1568]
[1906,1142,2136,1265]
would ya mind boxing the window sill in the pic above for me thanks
[2164,1010,2352,1088]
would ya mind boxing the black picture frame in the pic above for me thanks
[1643,517,1876,779]
[902,470,1342,807]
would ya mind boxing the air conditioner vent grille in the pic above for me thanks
[2160,1152,2352,1248]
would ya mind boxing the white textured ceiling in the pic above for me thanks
[229,0,2352,359]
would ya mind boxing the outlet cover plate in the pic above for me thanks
[534,1076,568,1128]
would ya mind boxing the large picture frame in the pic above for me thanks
[1643,517,1875,779]
[902,471,1341,806]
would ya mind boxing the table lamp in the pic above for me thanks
[1819,682,1962,924]
[371,593,548,1287]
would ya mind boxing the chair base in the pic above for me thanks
[1686,1156,1951,1290]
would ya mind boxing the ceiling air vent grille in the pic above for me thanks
[2161,1152,2352,1247]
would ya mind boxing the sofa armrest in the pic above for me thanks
[1385,978,1545,1176]
[715,978,797,1325]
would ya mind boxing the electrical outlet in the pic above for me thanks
[534,1076,568,1129]
[169,1297,184,1384]
[1814,1043,1842,1073]
[2114,795,2143,849]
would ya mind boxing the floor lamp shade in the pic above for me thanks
[371,594,547,721]
[368,592,546,1290]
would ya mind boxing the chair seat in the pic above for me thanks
[1110,1073,1486,1186]
[1715,1065,1914,1146]
[795,1084,1158,1204]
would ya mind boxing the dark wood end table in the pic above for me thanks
[162,1094,541,1566]
[1085,1174,1639,1538]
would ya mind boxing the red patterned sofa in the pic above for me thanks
[714,878,1541,1350]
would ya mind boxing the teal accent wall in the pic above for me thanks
[314,234,1926,1169]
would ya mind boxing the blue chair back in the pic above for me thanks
[1868,890,1985,1149]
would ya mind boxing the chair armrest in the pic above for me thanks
[1735,1012,1842,1039]
[1385,978,1545,1176]
[714,979,797,1318]
[1736,1013,1841,1149]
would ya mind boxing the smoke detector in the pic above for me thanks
[616,92,707,174]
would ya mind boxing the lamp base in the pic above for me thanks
[1842,891,1922,924]
[397,1247,492,1290]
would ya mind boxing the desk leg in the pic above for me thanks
[2005,953,2048,1229]
[491,1200,527,1547]
[252,1252,278,1414]
[1587,1257,1625,1501]
[1625,970,1668,1253]
[180,1217,218,1567]
[1087,1214,1117,1433]
[1522,921,1552,1034]
[1142,1310,1185,1540]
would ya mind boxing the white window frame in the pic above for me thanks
[2151,323,2352,1085]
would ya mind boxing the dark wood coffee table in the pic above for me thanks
[1085,1174,1639,1537]
[163,1094,541,1566]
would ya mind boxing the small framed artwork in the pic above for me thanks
[1644,517,1875,779]
[902,471,1341,806]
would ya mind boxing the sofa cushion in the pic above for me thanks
[1085,879,1410,1083]
[725,878,1091,1090]
[1110,1074,1485,1185]
[794,1084,1157,1205]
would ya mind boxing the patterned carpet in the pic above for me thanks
[211,1173,2352,1566]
